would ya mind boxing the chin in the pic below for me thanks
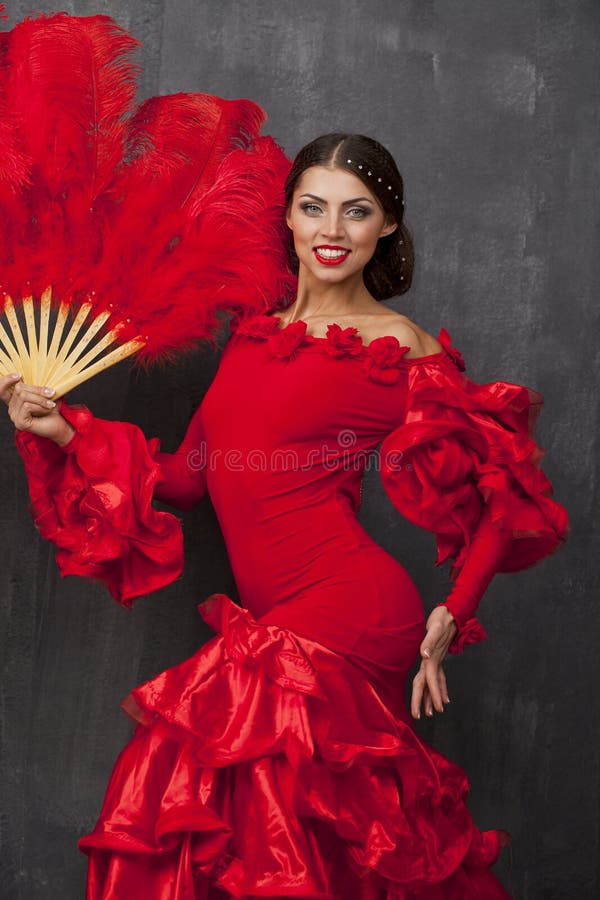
[311,267,349,281]
[303,257,364,284]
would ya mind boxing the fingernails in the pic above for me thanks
[43,388,55,396]
[10,373,21,379]
[46,400,55,408]
[423,648,431,659]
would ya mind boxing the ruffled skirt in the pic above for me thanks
[78,593,511,899]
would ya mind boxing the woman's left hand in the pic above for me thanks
[411,605,457,719]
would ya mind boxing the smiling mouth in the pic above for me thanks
[313,246,351,264]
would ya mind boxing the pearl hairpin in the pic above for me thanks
[345,159,403,201]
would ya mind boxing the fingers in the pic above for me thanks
[419,632,446,711]
[411,666,425,720]
[411,667,438,718]
[420,616,454,662]
[8,380,57,428]
[438,665,450,705]
[419,619,443,660]
[0,373,23,405]
[411,660,451,719]
[422,684,433,718]
[423,658,445,714]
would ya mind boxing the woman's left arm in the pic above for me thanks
[411,507,513,719]
[379,328,569,721]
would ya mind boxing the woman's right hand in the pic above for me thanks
[1,374,75,446]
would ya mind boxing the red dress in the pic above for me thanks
[15,307,568,899]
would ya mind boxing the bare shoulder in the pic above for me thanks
[377,311,443,359]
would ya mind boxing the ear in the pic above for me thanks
[379,218,398,239]
[285,204,293,230]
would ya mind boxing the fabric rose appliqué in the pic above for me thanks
[438,327,466,372]
[363,336,410,384]
[268,319,308,360]
[324,323,364,358]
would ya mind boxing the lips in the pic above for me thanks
[313,245,351,266]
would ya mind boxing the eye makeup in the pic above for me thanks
[299,202,371,218]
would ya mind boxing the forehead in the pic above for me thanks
[294,165,380,206]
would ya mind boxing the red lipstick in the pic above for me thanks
[313,245,351,266]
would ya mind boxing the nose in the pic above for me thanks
[320,209,345,240]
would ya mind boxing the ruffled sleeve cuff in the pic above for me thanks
[436,605,488,655]
[14,399,184,607]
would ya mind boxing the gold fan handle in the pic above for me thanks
[50,310,112,385]
[43,302,93,383]
[50,337,147,399]
[3,296,32,383]
[0,322,23,374]
[41,300,70,383]
[0,291,147,399]
[36,287,53,383]
[22,296,39,383]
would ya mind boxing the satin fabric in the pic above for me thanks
[82,593,510,899]
[15,309,568,897]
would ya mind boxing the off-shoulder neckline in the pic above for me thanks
[229,308,466,373]
[261,309,450,365]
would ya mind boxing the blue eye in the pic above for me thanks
[300,203,322,215]
[298,203,370,218]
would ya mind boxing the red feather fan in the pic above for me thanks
[0,12,296,395]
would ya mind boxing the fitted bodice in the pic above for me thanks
[197,312,443,617]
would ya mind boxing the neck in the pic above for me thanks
[286,266,377,321]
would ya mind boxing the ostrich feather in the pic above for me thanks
[7,13,140,197]
[0,13,140,299]
[0,11,296,394]
[110,135,296,367]
[0,34,30,192]
[123,92,266,196]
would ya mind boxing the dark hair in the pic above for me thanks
[284,133,414,301]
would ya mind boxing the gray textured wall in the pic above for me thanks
[1,1,597,898]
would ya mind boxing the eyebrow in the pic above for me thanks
[298,193,375,205]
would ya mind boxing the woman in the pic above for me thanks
[3,133,568,898]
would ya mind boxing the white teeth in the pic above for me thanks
[315,248,348,258]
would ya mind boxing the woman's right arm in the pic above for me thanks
[1,374,208,508]
[2,374,208,606]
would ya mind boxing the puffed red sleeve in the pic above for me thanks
[379,331,569,652]
[14,397,208,608]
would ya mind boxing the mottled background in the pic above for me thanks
[0,1,597,898]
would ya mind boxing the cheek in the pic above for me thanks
[288,213,310,238]
[350,219,385,249]
[290,220,319,252]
